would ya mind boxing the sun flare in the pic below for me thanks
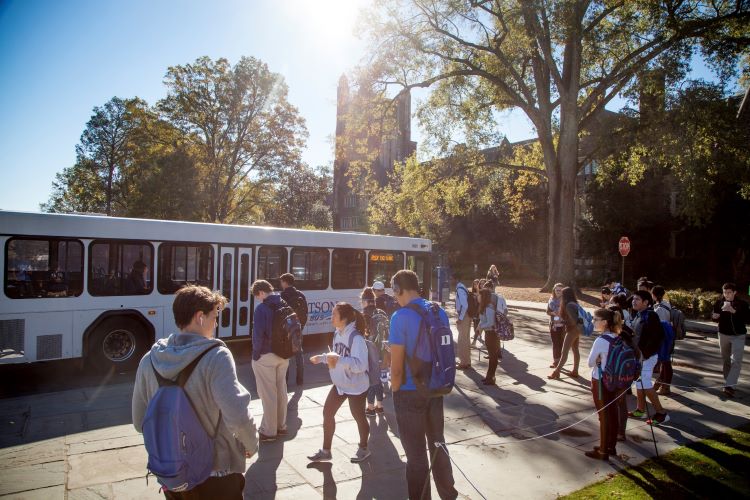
[282,0,367,47]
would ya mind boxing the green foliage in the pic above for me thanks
[43,56,329,227]
[361,0,749,286]
[158,56,309,223]
[667,289,721,319]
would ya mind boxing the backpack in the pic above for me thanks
[494,310,515,341]
[367,308,390,348]
[142,345,220,493]
[577,304,594,337]
[671,307,686,340]
[383,294,400,317]
[599,336,638,392]
[270,301,302,359]
[288,290,308,328]
[405,302,456,397]
[466,291,479,318]
[347,331,382,387]
[658,320,676,362]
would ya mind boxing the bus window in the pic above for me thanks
[157,244,214,294]
[257,246,287,289]
[89,240,153,296]
[290,248,329,290]
[5,238,84,298]
[367,251,403,288]
[407,253,430,297]
[331,249,365,289]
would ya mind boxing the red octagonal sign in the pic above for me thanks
[619,237,631,257]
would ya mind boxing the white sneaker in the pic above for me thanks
[307,449,332,462]
[350,447,371,463]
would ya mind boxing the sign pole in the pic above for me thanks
[621,255,625,285]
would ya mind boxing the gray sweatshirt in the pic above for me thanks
[132,333,258,475]
[329,322,370,395]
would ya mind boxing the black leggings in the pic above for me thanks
[323,385,369,450]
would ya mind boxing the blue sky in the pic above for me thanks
[0,1,735,213]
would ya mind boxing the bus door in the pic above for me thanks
[217,246,253,338]
[407,253,431,298]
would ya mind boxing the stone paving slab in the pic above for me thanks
[0,460,65,496]
[67,445,148,490]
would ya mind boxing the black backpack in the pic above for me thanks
[270,301,302,359]
[383,294,400,317]
[288,290,308,328]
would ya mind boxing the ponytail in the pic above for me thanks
[334,302,367,334]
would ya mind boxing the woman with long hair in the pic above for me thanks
[477,288,499,385]
[584,308,624,460]
[548,287,581,379]
[486,265,500,288]
[308,303,371,463]
[360,287,386,416]
[546,283,565,368]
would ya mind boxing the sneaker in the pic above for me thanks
[375,406,384,414]
[259,432,277,442]
[647,412,670,426]
[628,409,646,419]
[723,387,736,398]
[307,449,332,462]
[350,447,371,463]
[365,407,376,417]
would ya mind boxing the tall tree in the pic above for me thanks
[41,158,107,214]
[75,97,140,215]
[362,0,749,289]
[158,56,308,223]
[263,164,333,230]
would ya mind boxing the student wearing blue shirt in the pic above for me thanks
[389,270,458,500]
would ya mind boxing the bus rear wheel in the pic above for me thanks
[88,317,148,373]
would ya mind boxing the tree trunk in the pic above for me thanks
[106,164,114,216]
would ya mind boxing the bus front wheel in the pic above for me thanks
[88,318,148,373]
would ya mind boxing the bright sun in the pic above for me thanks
[282,0,367,46]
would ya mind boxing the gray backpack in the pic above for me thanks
[347,332,381,387]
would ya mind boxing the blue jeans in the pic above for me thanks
[393,390,457,500]
[285,349,304,385]
[367,382,384,404]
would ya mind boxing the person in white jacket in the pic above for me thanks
[308,302,371,463]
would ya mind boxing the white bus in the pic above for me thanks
[0,211,431,372]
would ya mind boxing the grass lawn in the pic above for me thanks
[561,424,750,499]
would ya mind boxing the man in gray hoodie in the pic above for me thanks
[132,285,258,499]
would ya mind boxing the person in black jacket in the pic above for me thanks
[711,282,750,398]
[280,273,308,387]
[628,290,669,425]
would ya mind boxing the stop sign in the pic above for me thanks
[619,237,631,257]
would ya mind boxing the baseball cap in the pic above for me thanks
[372,281,385,290]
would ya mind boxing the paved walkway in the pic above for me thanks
[0,305,748,499]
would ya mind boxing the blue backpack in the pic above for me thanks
[599,336,638,392]
[405,302,456,397]
[658,320,676,362]
[142,345,220,493]
[577,304,594,337]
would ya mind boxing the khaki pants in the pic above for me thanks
[252,353,289,436]
[456,316,472,366]
[719,333,746,388]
